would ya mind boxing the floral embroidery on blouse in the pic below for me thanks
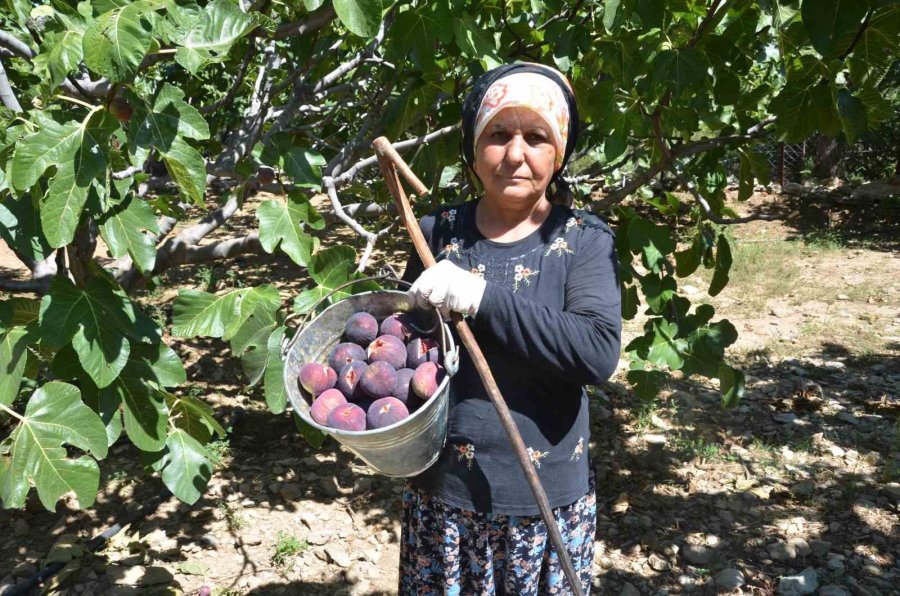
[565,216,584,232]
[440,208,458,231]
[544,236,574,257]
[570,437,584,462]
[470,263,486,279]
[439,237,461,260]
[527,447,548,469]
[455,443,475,470]
[513,264,539,292]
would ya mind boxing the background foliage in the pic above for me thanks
[1,0,898,509]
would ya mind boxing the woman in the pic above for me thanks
[401,62,622,595]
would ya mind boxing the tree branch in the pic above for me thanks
[0,277,43,293]
[0,57,22,111]
[0,30,33,59]
[273,4,336,39]
[671,167,781,224]
[201,49,255,114]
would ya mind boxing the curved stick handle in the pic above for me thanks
[372,136,586,596]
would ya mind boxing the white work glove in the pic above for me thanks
[408,260,487,318]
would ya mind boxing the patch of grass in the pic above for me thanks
[271,532,308,568]
[206,438,231,470]
[634,399,662,433]
[670,433,739,463]
[217,500,245,532]
[212,589,243,596]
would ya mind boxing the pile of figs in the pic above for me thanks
[299,311,445,432]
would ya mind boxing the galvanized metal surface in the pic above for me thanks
[284,291,457,477]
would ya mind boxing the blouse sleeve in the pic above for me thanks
[473,225,622,386]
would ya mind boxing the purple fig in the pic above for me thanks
[366,397,410,429]
[299,362,337,396]
[380,313,416,342]
[344,312,378,346]
[310,389,347,425]
[327,403,366,431]
[392,368,416,405]
[328,342,366,373]
[412,362,444,400]
[360,361,399,399]
[406,337,439,368]
[366,335,407,369]
[336,360,368,401]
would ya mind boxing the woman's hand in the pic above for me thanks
[408,260,487,317]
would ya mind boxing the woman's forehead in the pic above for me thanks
[485,107,550,129]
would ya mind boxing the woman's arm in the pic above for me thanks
[473,228,621,386]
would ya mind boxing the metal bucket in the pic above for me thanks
[283,288,458,477]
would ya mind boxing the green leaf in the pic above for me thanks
[384,80,440,139]
[603,0,621,32]
[392,5,449,68]
[651,48,708,93]
[105,375,167,452]
[0,327,31,406]
[628,218,675,273]
[10,117,81,191]
[801,0,868,58]
[282,148,326,188]
[0,382,107,510]
[621,284,639,320]
[453,16,501,69]
[175,0,270,72]
[160,136,207,206]
[129,83,211,152]
[82,2,154,82]
[82,385,123,448]
[155,428,212,504]
[837,89,868,144]
[681,320,738,378]
[293,412,327,449]
[718,363,745,408]
[33,30,84,87]
[263,326,286,414]
[41,166,90,249]
[626,369,667,401]
[333,0,383,38]
[167,393,225,444]
[640,273,677,314]
[173,286,279,339]
[769,80,818,142]
[626,319,686,370]
[0,193,53,262]
[708,234,732,297]
[303,0,325,10]
[256,197,317,266]
[98,195,159,273]
[131,342,186,387]
[291,246,362,314]
[674,235,703,278]
[39,278,136,388]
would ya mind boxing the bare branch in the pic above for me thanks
[201,49,255,114]
[0,30,33,59]
[273,4,336,39]
[0,57,22,111]
[334,123,461,187]
[178,233,263,264]
[0,277,43,293]
[322,176,377,242]
[672,167,782,224]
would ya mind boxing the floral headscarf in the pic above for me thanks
[462,63,579,180]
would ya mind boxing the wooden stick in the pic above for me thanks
[372,136,585,596]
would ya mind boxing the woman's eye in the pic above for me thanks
[491,130,510,141]
[527,132,548,144]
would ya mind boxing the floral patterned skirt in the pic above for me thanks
[399,472,596,595]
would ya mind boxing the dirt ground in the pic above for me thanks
[1,188,898,596]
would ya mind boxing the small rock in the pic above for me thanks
[307,531,330,546]
[241,530,263,546]
[681,544,713,566]
[279,483,303,500]
[619,582,640,596]
[774,413,799,424]
[827,556,846,574]
[883,483,900,502]
[827,445,846,457]
[199,533,220,549]
[788,537,811,557]
[778,567,818,595]
[836,294,850,301]
[819,586,850,596]
[809,539,830,557]
[325,545,352,568]
[648,553,670,572]
[376,529,391,544]
[792,480,816,498]
[829,522,841,533]
[320,476,342,497]
[107,566,174,586]
[644,434,667,445]
[768,541,797,561]
[715,568,745,591]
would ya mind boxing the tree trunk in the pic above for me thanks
[812,136,844,180]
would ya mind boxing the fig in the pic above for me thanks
[406,337,439,368]
[310,389,346,425]
[412,362,444,400]
[328,342,366,373]
[391,368,416,405]
[344,312,378,346]
[360,361,399,399]
[299,362,337,396]
[380,313,416,342]
[366,396,410,430]
[366,335,407,369]
[327,403,366,431]
[336,360,367,401]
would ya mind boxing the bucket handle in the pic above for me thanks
[280,267,460,377]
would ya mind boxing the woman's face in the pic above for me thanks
[473,106,558,206]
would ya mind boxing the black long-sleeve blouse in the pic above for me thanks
[402,198,621,515]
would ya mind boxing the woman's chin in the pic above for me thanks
[488,182,541,202]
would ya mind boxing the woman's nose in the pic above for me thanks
[504,134,526,165]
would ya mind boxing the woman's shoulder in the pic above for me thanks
[554,205,615,241]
